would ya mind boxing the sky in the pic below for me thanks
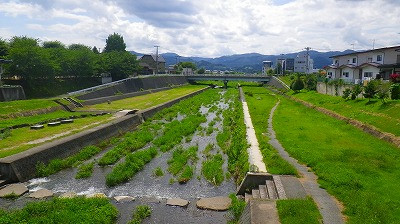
[0,0,399,57]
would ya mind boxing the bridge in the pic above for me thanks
[186,74,270,88]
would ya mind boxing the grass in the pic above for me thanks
[167,146,198,184]
[106,147,158,187]
[228,193,246,224]
[153,167,164,177]
[153,115,206,152]
[273,94,400,223]
[1,193,19,200]
[291,90,400,136]
[0,98,59,117]
[84,85,205,111]
[36,145,102,177]
[128,205,151,224]
[203,143,214,157]
[0,114,112,158]
[201,153,224,185]
[0,110,91,129]
[242,86,297,175]
[98,127,154,166]
[277,75,294,86]
[277,197,322,224]
[75,162,95,179]
[0,197,118,223]
[217,87,249,184]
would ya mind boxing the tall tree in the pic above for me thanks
[104,33,126,52]
[68,44,91,51]
[9,36,39,48]
[0,38,9,57]
[99,51,139,80]
[43,41,65,49]
[92,46,100,54]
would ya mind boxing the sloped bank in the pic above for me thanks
[0,86,210,183]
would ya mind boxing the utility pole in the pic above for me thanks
[154,45,160,75]
[305,47,311,74]
[175,56,180,65]
[372,39,375,50]
[351,44,355,50]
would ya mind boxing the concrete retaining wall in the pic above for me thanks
[0,86,210,182]
[0,86,26,101]
[77,75,188,100]
[82,85,183,106]
[268,76,289,90]
[316,82,354,97]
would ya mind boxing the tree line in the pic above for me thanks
[0,33,140,82]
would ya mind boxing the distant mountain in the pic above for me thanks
[130,49,356,73]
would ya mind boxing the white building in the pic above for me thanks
[294,52,314,74]
[324,45,400,83]
[262,61,272,75]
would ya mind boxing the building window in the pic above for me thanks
[352,58,356,63]
[328,72,332,78]
[335,60,338,64]
[368,57,372,62]
[364,72,373,78]
[377,55,382,62]
[343,72,349,78]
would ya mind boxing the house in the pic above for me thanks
[294,52,314,74]
[181,68,193,75]
[139,54,166,75]
[324,45,400,83]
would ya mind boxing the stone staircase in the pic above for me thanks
[244,175,287,202]
[63,97,83,108]
[0,174,8,187]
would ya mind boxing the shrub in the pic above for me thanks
[390,73,400,83]
[363,80,378,101]
[351,85,363,100]
[291,77,304,92]
[342,88,351,99]
[305,75,317,91]
[391,83,400,100]
[377,81,391,103]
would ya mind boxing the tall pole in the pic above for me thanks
[305,47,311,74]
[154,45,160,75]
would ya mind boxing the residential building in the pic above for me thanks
[324,45,400,83]
[262,61,272,75]
[276,58,286,75]
[294,52,314,74]
[139,54,166,75]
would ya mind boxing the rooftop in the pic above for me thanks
[331,45,400,58]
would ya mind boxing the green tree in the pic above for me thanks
[92,46,100,54]
[99,51,139,80]
[267,68,274,76]
[377,81,391,103]
[43,41,65,49]
[0,38,9,57]
[291,75,304,92]
[197,68,205,74]
[104,33,126,52]
[351,84,362,100]
[305,74,317,90]
[9,36,39,48]
[68,44,91,51]
[363,80,378,101]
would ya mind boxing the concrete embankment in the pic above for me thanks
[0,86,210,183]
[76,75,188,101]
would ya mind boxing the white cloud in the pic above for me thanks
[0,0,399,57]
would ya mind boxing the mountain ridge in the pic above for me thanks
[129,49,356,72]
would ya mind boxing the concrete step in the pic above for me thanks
[245,193,252,203]
[273,175,287,199]
[0,179,7,187]
[266,179,278,199]
[259,185,267,199]
[252,189,260,199]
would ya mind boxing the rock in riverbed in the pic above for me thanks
[196,196,231,211]
[0,184,28,198]
[114,195,135,202]
[166,198,189,207]
[29,189,53,199]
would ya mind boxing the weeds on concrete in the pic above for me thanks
[36,145,102,177]
[228,193,246,224]
[106,147,158,187]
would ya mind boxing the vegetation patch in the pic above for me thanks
[201,153,224,185]
[75,162,95,179]
[277,198,321,224]
[0,197,118,223]
[167,146,198,184]
[274,95,400,223]
[228,193,246,224]
[153,167,164,177]
[106,147,158,187]
[98,128,153,166]
[37,145,102,177]
[0,98,59,117]
[128,205,151,224]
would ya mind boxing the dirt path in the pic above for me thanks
[268,100,345,224]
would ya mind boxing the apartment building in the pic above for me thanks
[294,52,314,74]
[324,45,400,83]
